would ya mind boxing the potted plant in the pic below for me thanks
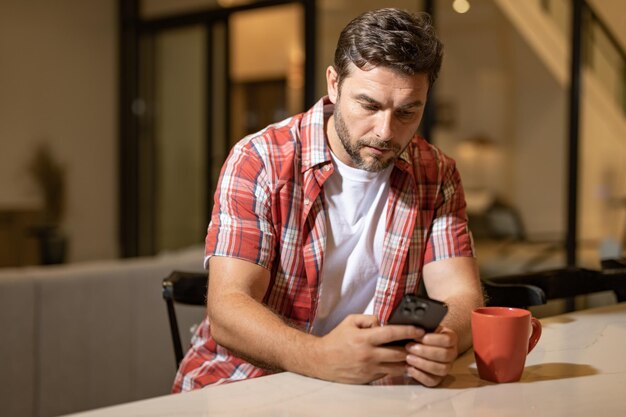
[29,143,68,264]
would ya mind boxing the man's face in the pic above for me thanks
[326,64,429,172]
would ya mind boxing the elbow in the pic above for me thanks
[206,282,229,344]
[206,304,229,347]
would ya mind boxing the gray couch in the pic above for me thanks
[0,247,206,417]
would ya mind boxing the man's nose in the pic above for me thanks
[375,111,393,139]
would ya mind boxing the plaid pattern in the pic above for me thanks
[172,97,474,392]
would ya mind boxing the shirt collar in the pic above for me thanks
[300,96,416,173]
[300,96,333,172]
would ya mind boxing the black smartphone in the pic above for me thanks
[383,294,448,346]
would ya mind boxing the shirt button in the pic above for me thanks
[324,165,331,171]
[304,198,310,205]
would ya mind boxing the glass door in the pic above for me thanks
[141,25,207,253]
[123,1,306,257]
[136,19,229,255]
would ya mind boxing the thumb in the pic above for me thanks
[351,314,380,329]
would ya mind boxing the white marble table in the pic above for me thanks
[65,303,626,417]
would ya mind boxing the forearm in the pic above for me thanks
[206,256,322,377]
[440,291,483,353]
[208,289,321,377]
[422,256,484,354]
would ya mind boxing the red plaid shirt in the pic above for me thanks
[172,97,474,392]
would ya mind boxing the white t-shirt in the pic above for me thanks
[312,152,393,336]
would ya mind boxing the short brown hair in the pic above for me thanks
[333,8,443,87]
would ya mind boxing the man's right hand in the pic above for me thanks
[310,314,425,384]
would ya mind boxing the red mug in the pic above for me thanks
[471,307,542,383]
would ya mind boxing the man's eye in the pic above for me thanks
[362,104,378,112]
[396,111,415,119]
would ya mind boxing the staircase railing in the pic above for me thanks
[540,0,626,117]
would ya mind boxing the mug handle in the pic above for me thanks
[527,317,542,353]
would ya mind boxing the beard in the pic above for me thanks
[333,105,402,172]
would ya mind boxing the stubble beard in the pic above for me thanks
[333,106,401,172]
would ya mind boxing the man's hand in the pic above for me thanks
[404,326,458,386]
[311,314,425,384]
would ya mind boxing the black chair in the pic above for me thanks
[162,270,208,368]
[469,199,526,242]
[599,258,626,302]
[487,264,626,303]
[482,279,546,308]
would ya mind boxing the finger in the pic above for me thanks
[350,314,380,329]
[370,325,425,346]
[405,365,445,387]
[421,331,457,348]
[407,343,457,363]
[405,353,452,377]
[376,362,409,378]
[373,345,410,364]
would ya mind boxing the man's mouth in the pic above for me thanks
[363,144,393,156]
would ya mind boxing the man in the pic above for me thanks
[173,8,483,392]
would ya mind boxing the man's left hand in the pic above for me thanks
[404,327,458,387]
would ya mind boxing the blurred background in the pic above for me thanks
[1,0,624,273]
[0,0,625,415]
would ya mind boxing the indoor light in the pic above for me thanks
[217,0,254,7]
[452,0,471,14]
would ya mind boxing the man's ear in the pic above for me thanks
[326,66,339,104]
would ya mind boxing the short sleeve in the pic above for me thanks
[423,157,475,264]
[205,142,276,270]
